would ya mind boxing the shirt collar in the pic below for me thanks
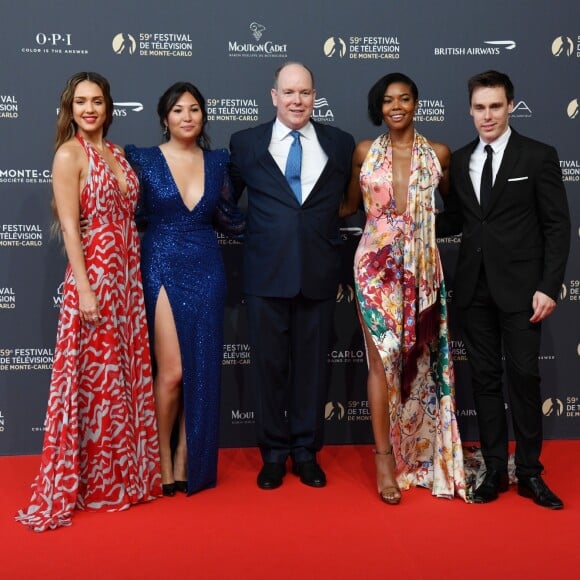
[273,118,314,140]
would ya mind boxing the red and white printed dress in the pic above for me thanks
[16,135,161,532]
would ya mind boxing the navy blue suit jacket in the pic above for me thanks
[229,119,355,300]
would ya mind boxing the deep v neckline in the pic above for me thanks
[386,134,415,217]
[79,136,129,197]
[157,147,206,213]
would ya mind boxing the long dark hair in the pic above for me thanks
[157,82,211,150]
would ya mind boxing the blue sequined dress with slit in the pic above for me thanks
[125,145,244,494]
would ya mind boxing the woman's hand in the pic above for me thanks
[78,288,102,325]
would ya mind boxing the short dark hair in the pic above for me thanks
[157,82,210,149]
[468,70,514,104]
[367,72,419,126]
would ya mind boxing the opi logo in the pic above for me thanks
[35,33,72,46]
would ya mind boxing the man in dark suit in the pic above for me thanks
[438,70,570,508]
[229,63,355,489]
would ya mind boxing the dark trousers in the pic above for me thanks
[459,268,543,478]
[245,293,335,464]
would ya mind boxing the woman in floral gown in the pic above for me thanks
[341,73,466,504]
[16,72,161,532]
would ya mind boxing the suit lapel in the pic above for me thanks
[302,122,335,206]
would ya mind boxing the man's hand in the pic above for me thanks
[530,290,556,323]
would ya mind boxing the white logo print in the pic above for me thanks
[484,40,516,50]
[249,22,265,41]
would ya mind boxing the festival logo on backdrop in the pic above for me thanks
[0,95,18,119]
[561,279,580,302]
[542,397,564,417]
[216,232,243,246]
[336,284,355,304]
[327,349,365,364]
[112,33,137,55]
[560,159,580,182]
[0,288,16,310]
[324,401,345,421]
[206,97,259,123]
[331,35,400,60]
[551,35,580,58]
[228,22,288,58]
[567,98,579,119]
[0,224,44,247]
[434,39,516,56]
[415,97,446,123]
[112,32,193,57]
[223,343,251,366]
[436,234,461,245]
[323,37,347,58]
[19,32,88,55]
[541,392,580,423]
[562,396,580,418]
[0,347,53,372]
[0,408,5,433]
[346,400,371,422]
[450,340,468,362]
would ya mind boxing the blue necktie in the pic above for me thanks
[285,130,302,203]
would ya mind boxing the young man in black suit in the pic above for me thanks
[229,63,355,489]
[438,70,570,508]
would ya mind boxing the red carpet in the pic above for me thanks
[1,442,579,579]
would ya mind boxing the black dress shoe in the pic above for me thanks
[518,475,563,510]
[174,480,188,494]
[257,463,286,490]
[162,483,176,497]
[473,470,509,503]
[292,460,327,488]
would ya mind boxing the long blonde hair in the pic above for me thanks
[51,72,114,234]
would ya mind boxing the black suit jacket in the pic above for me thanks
[229,119,355,299]
[437,129,570,311]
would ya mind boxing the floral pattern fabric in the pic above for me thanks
[354,132,466,498]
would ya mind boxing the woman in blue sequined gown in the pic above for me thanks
[125,82,244,496]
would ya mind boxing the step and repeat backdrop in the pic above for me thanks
[0,0,578,454]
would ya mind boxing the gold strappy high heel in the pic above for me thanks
[373,448,401,505]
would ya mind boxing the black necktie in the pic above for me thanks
[480,144,493,211]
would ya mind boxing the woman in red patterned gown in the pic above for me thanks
[16,72,161,532]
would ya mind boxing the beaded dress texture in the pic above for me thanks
[125,146,244,495]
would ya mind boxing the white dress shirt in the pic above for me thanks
[268,118,328,203]
[469,127,511,203]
